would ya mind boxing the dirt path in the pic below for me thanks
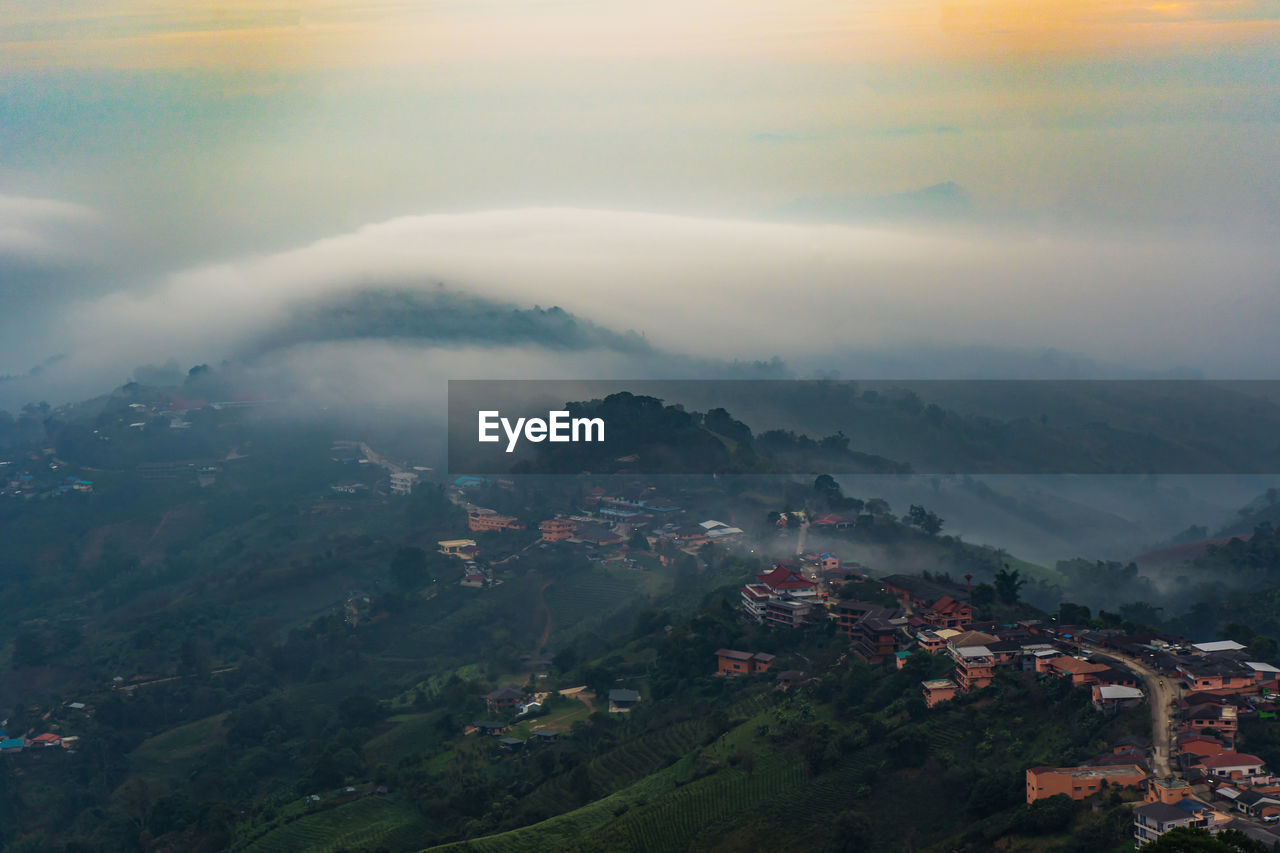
[144,509,175,550]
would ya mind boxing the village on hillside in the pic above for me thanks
[734,556,1280,847]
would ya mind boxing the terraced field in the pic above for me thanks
[237,796,426,853]
[514,715,711,819]
[426,693,784,853]
[544,572,642,639]
[594,756,806,852]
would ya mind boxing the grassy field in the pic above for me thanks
[507,699,593,738]
[129,711,228,780]
[364,713,446,766]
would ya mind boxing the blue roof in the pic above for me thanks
[0,738,24,749]
[453,476,486,486]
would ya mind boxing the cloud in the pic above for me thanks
[0,194,95,263]
[41,207,1278,394]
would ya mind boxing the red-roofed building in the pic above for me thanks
[1177,734,1229,760]
[755,565,818,597]
[741,564,819,626]
[923,596,973,630]
[29,733,61,748]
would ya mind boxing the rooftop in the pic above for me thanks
[1192,640,1248,653]
[1135,801,1197,823]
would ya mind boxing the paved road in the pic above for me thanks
[1081,642,1280,840]
[1081,642,1178,776]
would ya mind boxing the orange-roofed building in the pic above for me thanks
[946,630,998,650]
[468,510,525,533]
[1048,657,1112,686]
[1146,777,1195,805]
[1025,764,1147,804]
[715,649,776,676]
[1177,734,1228,760]
[922,679,958,708]
[539,518,575,542]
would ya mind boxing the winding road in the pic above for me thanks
[1080,642,1179,776]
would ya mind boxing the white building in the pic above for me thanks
[390,471,419,495]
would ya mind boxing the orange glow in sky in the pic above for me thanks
[1,0,1277,72]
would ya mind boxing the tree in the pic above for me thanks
[338,694,381,729]
[390,546,430,591]
[1142,827,1269,852]
[903,504,943,535]
[971,583,996,609]
[864,498,891,517]
[11,631,43,667]
[994,567,1025,605]
[1058,602,1092,625]
[627,530,649,551]
[826,810,872,852]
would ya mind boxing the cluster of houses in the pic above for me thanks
[738,554,874,630]
[0,447,95,500]
[467,684,643,751]
[0,729,75,755]
[736,563,1280,844]
[435,538,493,588]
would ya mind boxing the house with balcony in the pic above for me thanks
[1182,702,1239,739]
[952,645,997,692]
[922,595,973,630]
[916,628,961,654]
[765,597,817,629]
[1133,801,1211,847]
[539,518,575,542]
[852,611,911,664]
[741,564,819,626]
[468,509,526,533]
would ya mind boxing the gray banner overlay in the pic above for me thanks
[447,379,1280,475]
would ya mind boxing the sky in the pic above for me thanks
[0,0,1278,407]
